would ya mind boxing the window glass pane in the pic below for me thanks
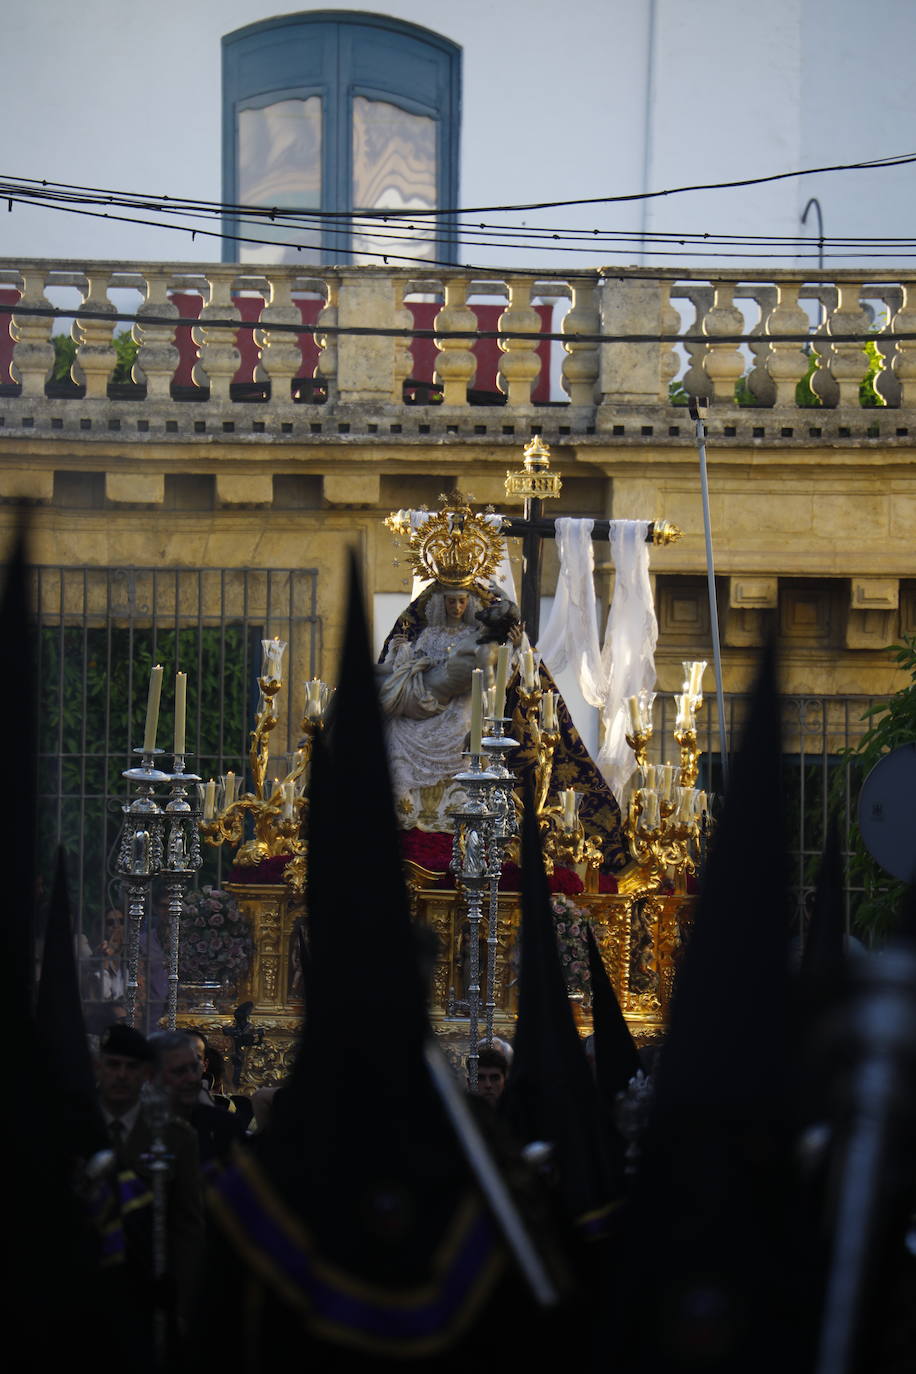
[238,98,323,264]
[351,96,437,264]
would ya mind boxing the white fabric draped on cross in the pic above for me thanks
[538,517,658,803]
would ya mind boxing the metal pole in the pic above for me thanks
[689,401,729,789]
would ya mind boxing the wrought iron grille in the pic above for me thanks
[32,564,319,1031]
[652,691,886,936]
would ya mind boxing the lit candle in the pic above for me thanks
[173,671,187,755]
[143,664,164,754]
[470,669,483,754]
[683,659,708,700]
[541,691,557,731]
[224,770,237,805]
[675,693,695,731]
[204,779,216,820]
[261,637,287,683]
[520,648,536,692]
[493,642,510,719]
[305,678,322,720]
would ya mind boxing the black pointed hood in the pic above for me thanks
[799,816,848,1004]
[504,792,617,1230]
[36,847,107,1156]
[613,641,812,1372]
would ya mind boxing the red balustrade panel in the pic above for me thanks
[0,289,21,385]
[406,300,554,401]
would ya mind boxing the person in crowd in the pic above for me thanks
[149,1030,246,1168]
[467,1046,509,1109]
[95,1023,203,1327]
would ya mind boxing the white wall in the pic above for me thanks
[3,0,915,268]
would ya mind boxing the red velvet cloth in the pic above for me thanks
[226,831,624,895]
[227,854,291,886]
[399,828,621,895]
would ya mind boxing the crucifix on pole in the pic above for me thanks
[502,437,680,644]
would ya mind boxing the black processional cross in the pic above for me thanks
[502,437,678,644]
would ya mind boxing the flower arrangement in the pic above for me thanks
[174,885,254,988]
[551,893,591,994]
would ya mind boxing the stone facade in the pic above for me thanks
[1,261,914,707]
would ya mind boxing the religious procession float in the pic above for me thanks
[116,439,713,1086]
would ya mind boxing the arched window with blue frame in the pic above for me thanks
[222,11,461,264]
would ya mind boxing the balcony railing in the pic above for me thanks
[1,262,915,438]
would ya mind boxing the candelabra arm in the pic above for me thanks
[248,678,281,799]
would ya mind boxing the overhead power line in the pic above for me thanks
[6,191,916,277]
[4,150,915,219]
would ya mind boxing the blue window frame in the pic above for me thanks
[222,11,461,264]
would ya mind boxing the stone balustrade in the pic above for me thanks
[1,261,915,441]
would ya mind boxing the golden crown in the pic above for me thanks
[385,494,507,590]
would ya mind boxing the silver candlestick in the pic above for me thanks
[160,754,202,1030]
[450,751,493,1093]
[481,716,519,1048]
[116,749,168,1028]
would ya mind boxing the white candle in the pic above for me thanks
[204,778,216,820]
[470,669,483,753]
[305,678,322,720]
[520,648,536,692]
[561,789,578,830]
[282,781,295,821]
[261,637,287,683]
[641,788,660,830]
[173,671,187,755]
[541,691,557,731]
[143,664,163,753]
[683,659,708,699]
[657,762,676,803]
[698,790,708,816]
[224,770,237,805]
[626,695,642,734]
[675,693,695,731]
[493,642,510,719]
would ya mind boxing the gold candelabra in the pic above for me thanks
[621,661,710,895]
[198,637,332,894]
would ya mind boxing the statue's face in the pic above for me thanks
[444,592,469,622]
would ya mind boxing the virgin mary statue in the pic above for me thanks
[376,584,496,831]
